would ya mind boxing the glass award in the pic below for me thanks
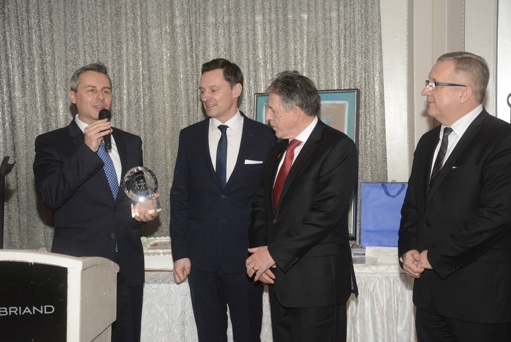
[122,166,161,218]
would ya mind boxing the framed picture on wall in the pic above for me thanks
[255,89,360,142]
[254,88,360,239]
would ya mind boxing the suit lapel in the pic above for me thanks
[113,129,128,177]
[421,127,441,199]
[275,121,323,211]
[427,111,486,201]
[68,120,117,201]
[69,120,84,148]
[198,119,220,187]
[270,142,288,211]
[112,129,127,200]
[227,113,252,188]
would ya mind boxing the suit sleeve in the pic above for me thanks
[429,132,511,279]
[269,137,358,272]
[249,170,270,248]
[398,153,420,260]
[170,130,190,261]
[33,134,104,210]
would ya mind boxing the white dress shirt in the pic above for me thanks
[208,111,243,183]
[274,116,319,184]
[430,104,482,175]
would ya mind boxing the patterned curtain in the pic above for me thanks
[0,0,386,249]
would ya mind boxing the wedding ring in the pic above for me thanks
[252,266,258,272]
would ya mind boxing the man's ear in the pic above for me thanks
[291,105,301,122]
[232,83,242,98]
[459,87,473,104]
[68,90,77,104]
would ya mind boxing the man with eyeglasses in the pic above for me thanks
[398,51,511,341]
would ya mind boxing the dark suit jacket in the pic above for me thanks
[170,113,276,273]
[249,120,358,308]
[399,110,511,323]
[34,120,145,287]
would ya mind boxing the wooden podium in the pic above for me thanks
[0,250,119,342]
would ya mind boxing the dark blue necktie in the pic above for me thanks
[216,125,228,188]
[430,127,453,188]
[97,141,119,199]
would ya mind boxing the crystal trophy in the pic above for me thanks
[122,166,161,218]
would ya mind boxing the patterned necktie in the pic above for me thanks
[216,125,228,188]
[273,139,301,210]
[430,127,453,187]
[97,141,119,199]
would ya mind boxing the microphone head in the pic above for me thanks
[98,109,111,121]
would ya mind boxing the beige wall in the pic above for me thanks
[380,0,508,181]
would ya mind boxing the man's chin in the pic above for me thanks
[204,109,216,117]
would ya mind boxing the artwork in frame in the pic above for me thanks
[254,89,360,143]
[254,89,360,239]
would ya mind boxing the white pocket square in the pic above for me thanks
[245,159,263,164]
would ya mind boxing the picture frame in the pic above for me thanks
[254,89,360,143]
[254,89,360,239]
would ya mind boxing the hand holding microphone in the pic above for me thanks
[99,109,112,150]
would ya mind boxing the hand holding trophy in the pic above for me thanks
[122,166,161,219]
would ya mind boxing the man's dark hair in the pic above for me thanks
[266,71,320,117]
[201,58,244,88]
[69,62,111,92]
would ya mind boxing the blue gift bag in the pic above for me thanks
[360,182,407,247]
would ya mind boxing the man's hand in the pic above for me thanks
[417,250,432,269]
[246,246,276,282]
[132,194,160,222]
[402,249,425,278]
[83,118,112,152]
[173,258,191,284]
[258,267,277,285]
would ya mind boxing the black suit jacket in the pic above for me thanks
[170,113,276,273]
[399,110,511,323]
[250,120,358,307]
[34,120,145,286]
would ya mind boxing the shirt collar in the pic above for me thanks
[210,110,243,133]
[443,104,483,138]
[74,114,88,133]
[295,116,319,143]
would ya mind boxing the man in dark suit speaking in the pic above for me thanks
[34,62,158,342]
[399,52,511,341]
[246,71,358,341]
[170,58,276,341]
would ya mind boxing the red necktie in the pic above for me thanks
[273,139,301,210]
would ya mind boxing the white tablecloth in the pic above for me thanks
[141,263,416,342]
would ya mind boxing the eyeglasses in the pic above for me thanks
[425,80,466,90]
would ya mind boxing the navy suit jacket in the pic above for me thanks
[399,110,511,323]
[34,120,145,286]
[249,120,358,307]
[170,113,276,273]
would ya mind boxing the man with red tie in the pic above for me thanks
[246,71,358,342]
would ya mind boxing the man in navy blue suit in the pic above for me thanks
[170,58,276,341]
[34,62,158,342]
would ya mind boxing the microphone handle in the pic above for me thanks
[104,133,112,150]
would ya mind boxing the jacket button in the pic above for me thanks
[220,194,225,199]
[113,207,118,212]
[273,219,278,224]
[425,221,430,227]
[111,234,115,239]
